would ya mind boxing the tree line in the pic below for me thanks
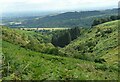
[51,27,80,47]
[92,15,120,26]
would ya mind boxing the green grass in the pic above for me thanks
[62,20,119,68]
[2,26,56,54]
[2,41,118,80]
[1,20,119,80]
[2,26,51,43]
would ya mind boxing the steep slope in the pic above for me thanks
[2,41,118,80]
[2,26,58,54]
[61,20,119,67]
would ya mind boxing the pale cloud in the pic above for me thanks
[0,0,119,13]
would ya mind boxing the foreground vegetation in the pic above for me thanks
[2,41,118,80]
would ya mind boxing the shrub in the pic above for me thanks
[94,58,106,63]
[95,64,108,71]
[46,48,59,55]
[103,28,112,34]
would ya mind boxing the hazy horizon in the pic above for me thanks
[2,7,119,18]
[1,0,119,17]
[1,0,119,12]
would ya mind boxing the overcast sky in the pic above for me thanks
[0,0,119,13]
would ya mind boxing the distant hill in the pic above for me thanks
[3,8,119,28]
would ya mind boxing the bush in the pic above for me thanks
[94,58,106,63]
[85,41,95,48]
[95,32,101,37]
[46,48,59,55]
[103,28,112,34]
[95,64,108,71]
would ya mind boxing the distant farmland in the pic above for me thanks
[20,28,69,31]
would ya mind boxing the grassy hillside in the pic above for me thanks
[2,26,60,55]
[2,41,118,80]
[61,20,119,68]
[1,20,119,80]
